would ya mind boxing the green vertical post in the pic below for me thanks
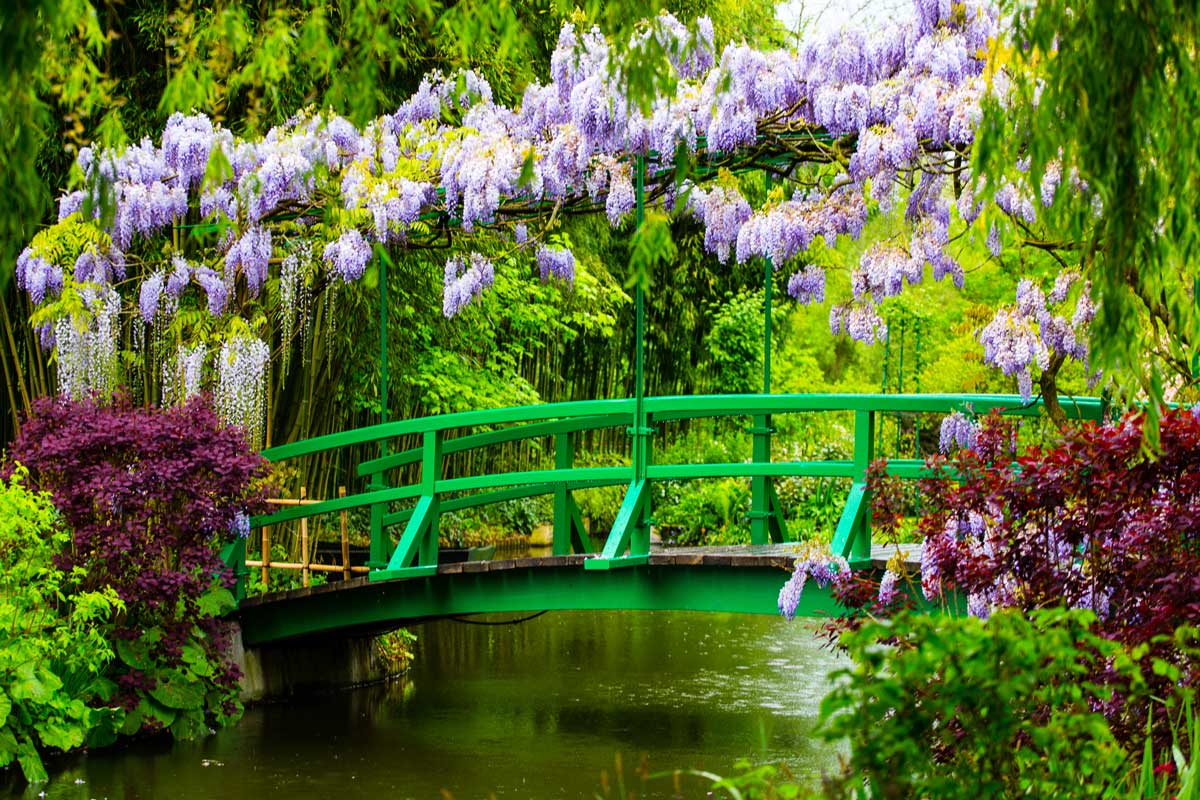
[633,156,647,482]
[418,429,442,567]
[552,433,590,555]
[852,409,875,561]
[586,155,653,569]
[1194,276,1199,379]
[368,253,390,569]
[219,539,248,604]
[379,253,389,429]
[832,409,874,563]
[749,216,774,544]
[750,174,785,544]
[896,320,905,454]
[631,155,652,555]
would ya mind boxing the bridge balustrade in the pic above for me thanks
[230,393,1104,599]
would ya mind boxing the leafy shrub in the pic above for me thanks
[655,478,750,545]
[0,467,122,782]
[5,393,271,742]
[374,628,417,674]
[820,609,1135,800]
[865,407,1200,748]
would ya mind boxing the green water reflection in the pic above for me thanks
[8,610,845,799]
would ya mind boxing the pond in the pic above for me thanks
[9,610,845,799]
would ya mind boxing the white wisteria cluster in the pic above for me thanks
[14,0,1092,425]
[53,286,121,400]
[215,337,270,448]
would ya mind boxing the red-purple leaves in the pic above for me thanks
[868,408,1200,748]
[6,392,272,719]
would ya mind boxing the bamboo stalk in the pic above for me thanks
[0,292,32,416]
[244,560,372,573]
[339,486,350,581]
[300,486,309,588]
[261,524,271,591]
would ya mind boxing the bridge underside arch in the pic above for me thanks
[235,558,838,646]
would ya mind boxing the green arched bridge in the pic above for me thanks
[225,393,1105,646]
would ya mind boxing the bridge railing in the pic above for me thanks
[246,393,1105,586]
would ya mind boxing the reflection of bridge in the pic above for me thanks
[226,393,1104,645]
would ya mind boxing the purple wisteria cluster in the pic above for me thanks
[979,275,1096,401]
[536,246,576,283]
[443,254,496,318]
[687,182,751,264]
[15,0,1073,416]
[939,409,979,453]
[777,544,852,621]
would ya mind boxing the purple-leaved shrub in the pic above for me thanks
[4,393,272,735]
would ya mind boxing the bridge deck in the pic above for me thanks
[239,542,921,612]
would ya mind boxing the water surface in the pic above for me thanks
[9,610,845,799]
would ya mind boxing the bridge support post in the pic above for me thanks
[749,196,788,546]
[367,479,389,570]
[369,249,392,571]
[553,433,591,555]
[370,430,441,581]
[588,155,653,570]
[219,538,248,604]
[832,409,874,565]
[749,415,788,545]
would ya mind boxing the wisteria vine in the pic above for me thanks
[14,0,1095,436]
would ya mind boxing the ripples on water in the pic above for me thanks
[6,610,846,799]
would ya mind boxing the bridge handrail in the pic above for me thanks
[264,392,1104,467]
[262,398,638,462]
[246,392,1106,587]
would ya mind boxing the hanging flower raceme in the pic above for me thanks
[56,286,121,400]
[216,336,270,448]
[939,410,979,453]
[163,342,207,405]
[777,543,852,621]
[687,182,751,264]
[442,254,495,317]
[536,246,576,283]
[323,230,373,282]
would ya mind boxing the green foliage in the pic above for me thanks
[110,594,244,743]
[0,466,123,783]
[656,478,750,545]
[976,0,1200,406]
[653,428,750,544]
[819,608,1135,800]
[439,496,546,547]
[627,210,676,293]
[706,290,764,394]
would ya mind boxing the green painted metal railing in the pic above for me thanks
[244,393,1105,591]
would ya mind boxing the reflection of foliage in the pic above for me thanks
[0,466,122,783]
[375,628,417,675]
